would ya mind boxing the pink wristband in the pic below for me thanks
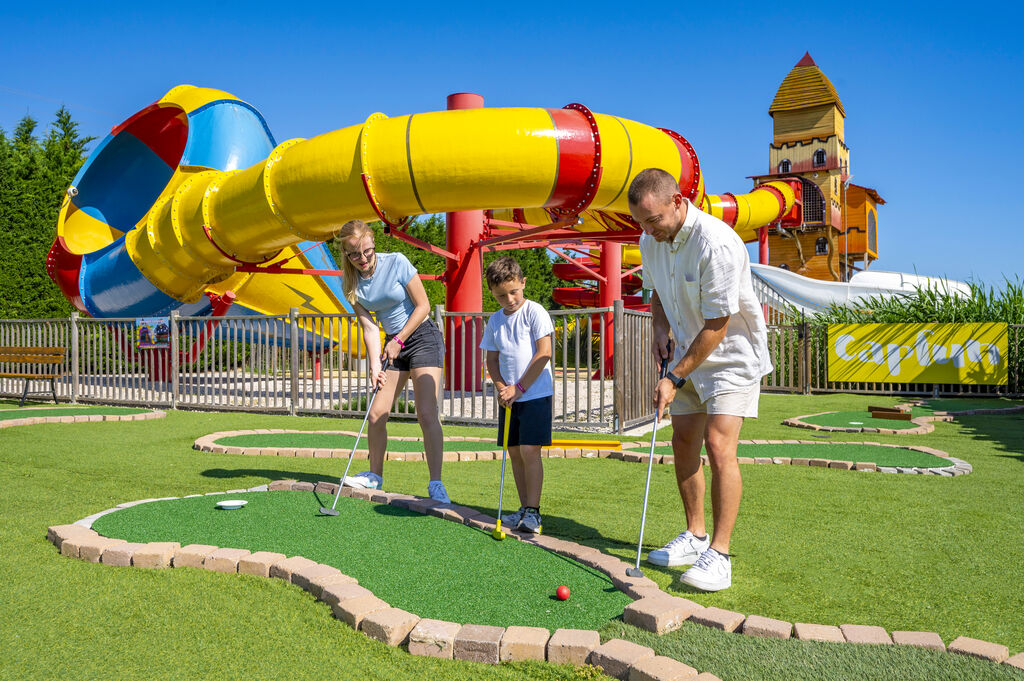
[393,337,405,348]
[516,382,526,393]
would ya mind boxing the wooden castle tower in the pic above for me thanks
[751,52,884,281]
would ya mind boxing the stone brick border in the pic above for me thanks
[1,409,166,430]
[617,439,972,477]
[783,400,1024,435]
[194,429,616,461]
[49,479,1019,675]
[194,430,972,476]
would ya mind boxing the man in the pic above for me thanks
[628,168,772,592]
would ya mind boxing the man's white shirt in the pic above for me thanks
[639,198,773,401]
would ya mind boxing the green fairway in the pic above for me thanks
[628,443,949,468]
[3,391,1021,680]
[0,405,150,421]
[794,410,924,430]
[214,432,498,452]
[92,491,631,630]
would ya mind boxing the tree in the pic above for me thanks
[0,107,93,319]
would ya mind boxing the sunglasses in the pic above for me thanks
[345,246,375,262]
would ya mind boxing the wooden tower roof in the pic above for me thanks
[769,52,846,118]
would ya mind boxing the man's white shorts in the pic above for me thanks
[669,380,760,418]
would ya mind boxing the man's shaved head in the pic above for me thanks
[628,168,680,206]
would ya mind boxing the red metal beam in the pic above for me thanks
[389,227,459,262]
[548,247,607,284]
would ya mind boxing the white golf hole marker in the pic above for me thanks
[216,499,248,510]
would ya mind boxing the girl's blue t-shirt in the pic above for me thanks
[355,252,417,334]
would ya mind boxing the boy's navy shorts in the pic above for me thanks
[386,320,444,372]
[497,395,553,447]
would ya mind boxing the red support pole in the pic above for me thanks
[598,241,621,378]
[445,92,485,391]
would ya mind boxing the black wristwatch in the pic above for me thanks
[666,373,687,389]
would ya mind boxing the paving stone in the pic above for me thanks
[628,654,699,680]
[79,536,129,563]
[808,458,829,467]
[498,625,550,662]
[269,555,318,582]
[948,636,1009,662]
[773,457,791,465]
[319,582,374,606]
[890,631,945,650]
[794,622,844,643]
[736,457,756,465]
[172,544,219,568]
[48,524,95,550]
[466,516,496,531]
[689,607,744,632]
[291,480,315,491]
[754,457,773,465]
[879,466,898,474]
[841,624,892,644]
[331,594,389,629]
[406,498,442,514]
[305,571,358,599]
[741,614,792,639]
[854,462,878,472]
[694,674,723,681]
[624,597,702,634]
[791,458,810,466]
[454,624,505,664]
[132,542,180,568]
[588,638,656,680]
[237,551,287,577]
[314,481,339,494]
[408,619,462,659]
[361,607,420,646]
[100,542,146,567]
[291,563,341,592]
[268,480,296,490]
[828,460,854,470]
[199,547,249,573]
[1004,653,1024,670]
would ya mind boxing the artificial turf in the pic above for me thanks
[918,398,1024,413]
[794,410,923,430]
[214,432,501,451]
[5,392,1022,680]
[0,405,150,421]
[92,490,632,631]
[624,443,949,468]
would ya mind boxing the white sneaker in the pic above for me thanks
[680,548,732,592]
[647,530,710,567]
[501,506,526,526]
[342,471,382,490]
[518,509,543,534]
[427,480,451,504]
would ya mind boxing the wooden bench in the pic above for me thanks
[868,404,913,421]
[0,346,65,406]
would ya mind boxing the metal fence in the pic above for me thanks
[2,314,1021,432]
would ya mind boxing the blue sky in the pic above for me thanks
[2,2,1021,287]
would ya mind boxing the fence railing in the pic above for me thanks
[2,314,1021,432]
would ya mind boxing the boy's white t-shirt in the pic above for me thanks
[480,299,554,401]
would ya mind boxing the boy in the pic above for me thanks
[480,256,554,534]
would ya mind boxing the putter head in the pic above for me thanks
[625,566,644,578]
[491,529,505,540]
[319,507,340,517]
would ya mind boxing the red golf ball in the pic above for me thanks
[556,585,570,600]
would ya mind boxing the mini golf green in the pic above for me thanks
[796,411,924,430]
[213,433,501,451]
[628,443,949,468]
[92,491,632,630]
[916,398,1024,413]
[0,406,150,421]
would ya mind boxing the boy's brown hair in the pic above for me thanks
[485,256,524,288]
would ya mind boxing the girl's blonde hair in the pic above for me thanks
[336,220,375,304]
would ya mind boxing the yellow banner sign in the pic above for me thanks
[827,323,1008,385]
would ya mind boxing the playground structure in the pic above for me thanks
[46,85,803,387]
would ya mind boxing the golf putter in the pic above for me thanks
[320,357,391,516]
[626,342,677,578]
[492,405,513,540]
